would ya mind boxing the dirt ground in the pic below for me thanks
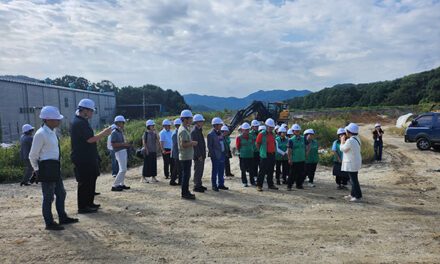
[0,124,439,264]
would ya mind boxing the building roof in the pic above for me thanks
[0,77,115,97]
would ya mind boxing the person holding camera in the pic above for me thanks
[341,123,363,202]
[29,106,78,230]
[373,123,384,162]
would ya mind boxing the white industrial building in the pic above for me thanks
[0,77,116,142]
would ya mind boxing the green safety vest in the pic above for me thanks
[289,135,306,163]
[249,130,258,152]
[224,136,231,153]
[333,140,342,162]
[276,136,288,161]
[306,139,319,164]
[238,135,254,158]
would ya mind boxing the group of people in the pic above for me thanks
[18,101,368,230]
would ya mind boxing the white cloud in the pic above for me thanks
[0,0,439,97]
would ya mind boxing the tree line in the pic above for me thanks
[49,75,189,115]
[286,67,440,109]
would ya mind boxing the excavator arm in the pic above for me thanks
[228,101,272,133]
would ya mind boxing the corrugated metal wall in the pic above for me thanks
[0,78,116,142]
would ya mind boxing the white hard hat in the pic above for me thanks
[211,117,223,125]
[304,129,314,135]
[194,114,205,122]
[345,123,359,134]
[258,125,266,131]
[251,120,260,127]
[40,106,64,120]
[281,124,288,128]
[180,109,193,118]
[275,125,280,130]
[241,122,251,130]
[265,118,275,127]
[174,118,182,125]
[22,124,34,133]
[162,119,171,126]
[337,128,346,135]
[146,119,155,127]
[221,125,229,131]
[114,115,126,123]
[287,129,294,135]
[78,98,95,110]
[278,127,287,133]
[292,124,301,131]
[238,125,242,130]
[375,123,381,127]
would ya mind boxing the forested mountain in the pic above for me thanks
[184,89,311,110]
[286,67,440,109]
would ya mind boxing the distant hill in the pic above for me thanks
[190,104,217,112]
[0,75,42,83]
[184,89,311,111]
[286,67,440,110]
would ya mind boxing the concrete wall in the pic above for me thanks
[0,78,116,142]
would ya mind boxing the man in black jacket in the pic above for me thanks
[191,114,207,193]
[70,99,112,214]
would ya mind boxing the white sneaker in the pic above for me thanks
[309,183,316,187]
[152,176,159,182]
[350,197,361,202]
[141,178,149,183]
[344,195,353,199]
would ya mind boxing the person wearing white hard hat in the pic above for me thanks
[110,115,131,192]
[274,125,280,135]
[170,118,183,186]
[159,119,173,180]
[221,125,234,178]
[142,120,159,183]
[341,123,363,202]
[178,110,198,200]
[249,120,260,185]
[29,106,78,230]
[304,129,319,187]
[373,123,384,162]
[287,128,294,138]
[19,124,35,186]
[236,122,256,187]
[287,124,309,190]
[255,118,279,191]
[71,99,113,214]
[275,127,289,185]
[332,128,349,189]
[191,114,207,193]
[207,118,229,191]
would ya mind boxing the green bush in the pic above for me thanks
[318,151,334,166]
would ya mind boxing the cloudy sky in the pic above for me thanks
[1,0,439,97]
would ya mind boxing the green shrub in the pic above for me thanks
[359,136,375,164]
[318,151,334,166]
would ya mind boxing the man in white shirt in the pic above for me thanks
[29,106,78,231]
[159,119,173,179]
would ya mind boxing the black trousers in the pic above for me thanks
[74,161,99,210]
[252,152,260,181]
[257,153,275,187]
[142,152,157,177]
[275,160,289,183]
[162,149,171,177]
[225,157,232,176]
[305,163,318,183]
[180,160,192,196]
[240,157,255,184]
[348,171,362,198]
[288,161,305,188]
[170,157,182,184]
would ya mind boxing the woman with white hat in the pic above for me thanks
[110,115,131,191]
[340,123,363,202]
[20,124,35,186]
[249,120,260,183]
[287,124,308,190]
[159,119,173,179]
[332,128,349,189]
[275,127,289,185]
[372,123,384,162]
[304,129,319,187]
[236,122,256,187]
[221,125,234,178]
[142,120,159,183]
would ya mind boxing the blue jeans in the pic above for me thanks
[110,150,119,175]
[180,160,192,196]
[211,153,226,187]
[374,141,383,161]
[41,178,67,225]
[348,172,362,199]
